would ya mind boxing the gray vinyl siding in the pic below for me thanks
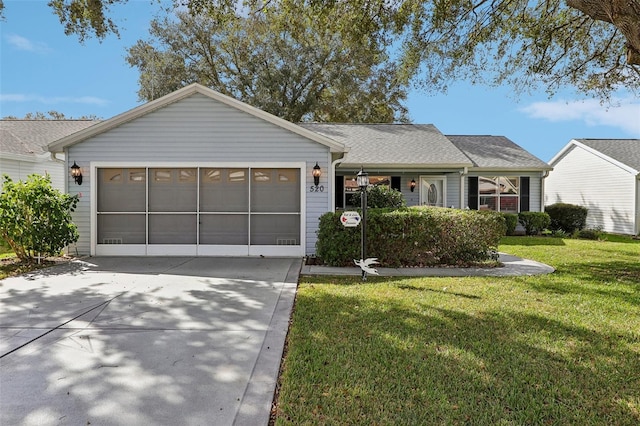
[545,145,636,235]
[0,158,65,192]
[464,172,544,212]
[66,93,331,255]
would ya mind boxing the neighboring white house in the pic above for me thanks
[0,120,97,191]
[40,84,550,257]
[546,139,640,235]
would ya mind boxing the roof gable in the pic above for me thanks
[300,123,472,168]
[446,135,551,170]
[550,139,640,175]
[575,139,640,173]
[48,83,346,153]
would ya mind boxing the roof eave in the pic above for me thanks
[337,162,473,170]
[551,139,638,175]
[468,166,553,172]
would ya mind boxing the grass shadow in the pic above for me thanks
[276,289,640,424]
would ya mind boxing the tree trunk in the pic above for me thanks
[567,0,640,64]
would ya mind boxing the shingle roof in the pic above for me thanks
[1,120,99,157]
[575,139,640,173]
[446,135,551,169]
[299,123,472,168]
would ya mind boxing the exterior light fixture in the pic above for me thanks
[356,167,369,188]
[410,179,416,192]
[312,162,322,186]
[71,161,83,185]
[356,167,369,280]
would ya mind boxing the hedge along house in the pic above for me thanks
[47,83,551,257]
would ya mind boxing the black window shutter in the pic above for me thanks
[520,176,530,212]
[391,176,401,192]
[335,175,344,209]
[468,177,479,210]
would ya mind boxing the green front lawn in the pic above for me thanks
[274,236,640,424]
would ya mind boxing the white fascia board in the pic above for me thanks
[48,83,347,154]
[1,153,38,162]
[548,140,576,166]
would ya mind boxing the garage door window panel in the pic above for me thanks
[98,214,146,244]
[251,169,300,213]
[199,214,248,245]
[149,168,197,212]
[200,168,248,212]
[98,168,146,212]
[149,214,197,244]
[251,214,300,245]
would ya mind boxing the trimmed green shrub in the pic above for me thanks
[0,174,79,261]
[500,213,519,236]
[316,207,505,267]
[366,185,406,208]
[545,203,588,233]
[576,228,602,240]
[518,211,551,235]
[346,185,406,209]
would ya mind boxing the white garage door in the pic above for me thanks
[95,167,302,256]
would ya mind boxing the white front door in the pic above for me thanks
[420,176,446,207]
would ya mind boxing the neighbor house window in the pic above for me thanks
[344,175,391,208]
[478,176,519,213]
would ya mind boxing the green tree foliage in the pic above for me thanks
[2,1,637,99]
[2,111,100,120]
[0,174,79,261]
[125,7,408,122]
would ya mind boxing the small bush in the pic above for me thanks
[545,203,588,233]
[316,207,505,267]
[575,228,602,240]
[500,213,519,236]
[518,212,551,235]
[0,174,79,261]
[346,185,406,209]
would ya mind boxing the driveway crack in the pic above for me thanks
[0,292,126,359]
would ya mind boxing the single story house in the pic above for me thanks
[0,120,96,191]
[43,83,550,257]
[546,138,640,235]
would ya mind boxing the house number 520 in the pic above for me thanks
[310,185,324,192]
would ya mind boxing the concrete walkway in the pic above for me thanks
[0,257,301,426]
[301,253,554,277]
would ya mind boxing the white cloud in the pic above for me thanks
[0,93,108,106]
[6,34,51,53]
[520,98,640,136]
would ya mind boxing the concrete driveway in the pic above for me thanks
[0,257,301,426]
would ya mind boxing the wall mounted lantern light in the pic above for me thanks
[312,162,322,186]
[410,179,416,192]
[71,161,83,185]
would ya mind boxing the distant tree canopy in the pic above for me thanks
[2,1,638,101]
[125,8,409,122]
[2,111,100,120]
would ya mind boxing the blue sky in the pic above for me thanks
[1,0,639,162]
